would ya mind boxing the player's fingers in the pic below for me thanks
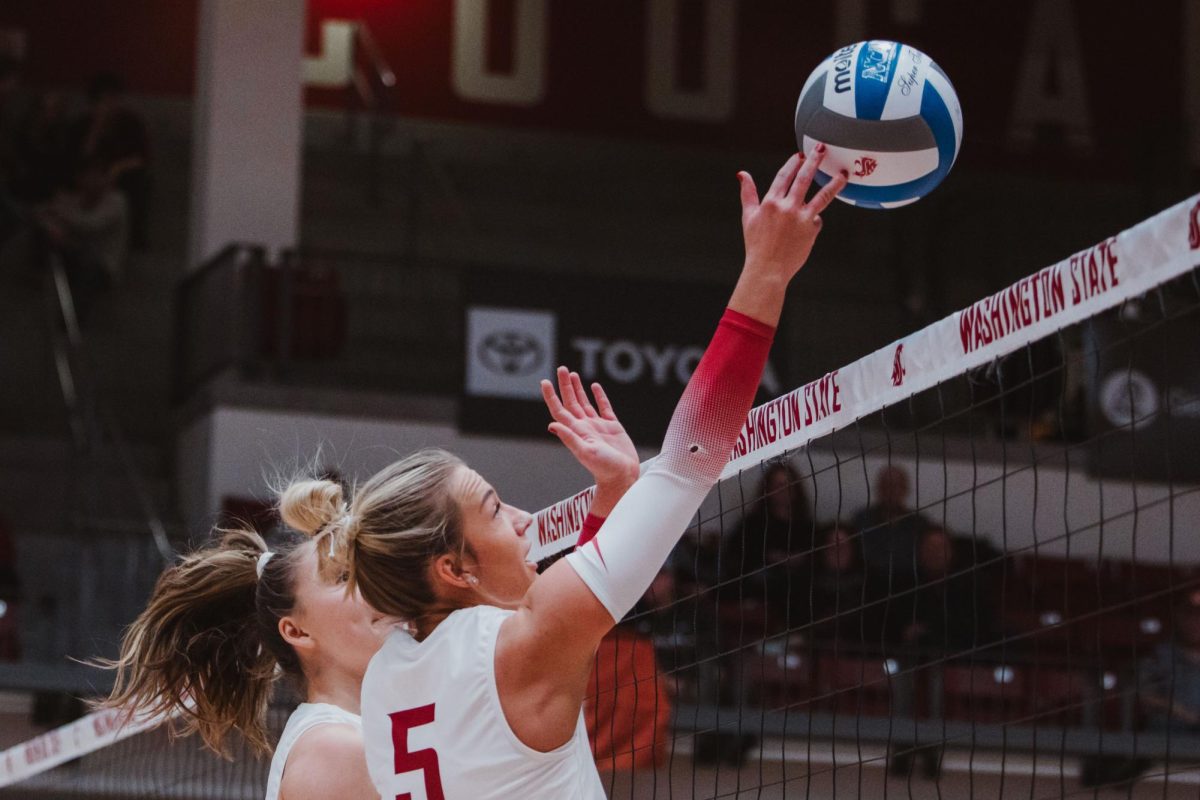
[548,421,588,457]
[591,382,617,421]
[569,371,599,418]
[788,143,825,201]
[540,379,570,422]
[556,366,583,416]
[738,172,759,223]
[805,169,849,215]
[765,153,803,200]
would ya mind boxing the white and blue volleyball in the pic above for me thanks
[795,41,962,209]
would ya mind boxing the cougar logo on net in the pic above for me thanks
[1189,199,1200,250]
[891,343,906,387]
[478,331,545,376]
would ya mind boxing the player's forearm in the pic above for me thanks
[575,475,635,548]
[566,309,775,621]
[726,260,791,329]
[589,476,636,520]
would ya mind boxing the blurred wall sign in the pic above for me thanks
[2,1,1193,171]
[1085,291,1200,482]
[465,307,557,400]
[460,269,783,444]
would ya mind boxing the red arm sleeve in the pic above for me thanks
[657,308,775,486]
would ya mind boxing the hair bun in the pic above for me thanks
[278,480,345,539]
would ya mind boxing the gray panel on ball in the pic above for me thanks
[795,73,936,153]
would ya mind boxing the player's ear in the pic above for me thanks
[431,553,472,591]
[278,615,313,653]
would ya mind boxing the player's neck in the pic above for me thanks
[304,669,363,715]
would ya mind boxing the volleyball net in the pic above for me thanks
[2,193,1199,798]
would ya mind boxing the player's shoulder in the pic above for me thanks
[280,722,377,800]
[429,604,512,641]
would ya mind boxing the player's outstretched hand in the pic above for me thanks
[738,145,848,284]
[541,366,640,490]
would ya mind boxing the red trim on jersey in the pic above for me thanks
[589,539,609,571]
[575,512,605,549]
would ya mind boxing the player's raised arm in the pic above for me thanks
[495,150,848,749]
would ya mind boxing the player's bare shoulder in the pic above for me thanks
[280,723,377,800]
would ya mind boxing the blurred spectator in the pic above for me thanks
[1081,601,1200,789]
[14,91,71,203]
[895,526,1000,651]
[853,465,927,590]
[0,515,20,661]
[888,526,999,779]
[723,462,814,633]
[669,528,721,592]
[35,158,128,321]
[69,72,149,250]
[0,56,27,245]
[809,523,886,647]
[1141,601,1200,733]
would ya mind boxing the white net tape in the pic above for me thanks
[532,194,1200,561]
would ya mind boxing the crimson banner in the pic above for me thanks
[0,0,1191,176]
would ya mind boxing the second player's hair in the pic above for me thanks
[289,449,467,624]
[99,528,308,756]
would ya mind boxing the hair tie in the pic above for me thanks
[256,551,275,579]
[317,512,353,557]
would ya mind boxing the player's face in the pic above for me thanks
[453,466,537,608]
[289,543,391,676]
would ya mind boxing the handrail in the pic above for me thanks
[345,21,396,115]
[355,23,395,90]
[342,21,399,204]
[44,250,174,563]
[46,256,87,449]
[173,244,267,403]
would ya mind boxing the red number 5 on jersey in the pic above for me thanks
[389,704,445,800]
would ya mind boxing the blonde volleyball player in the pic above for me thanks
[287,149,847,798]
[98,378,642,799]
[100,526,386,799]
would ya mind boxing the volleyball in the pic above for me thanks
[794,40,963,209]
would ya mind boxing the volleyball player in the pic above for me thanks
[99,525,385,799]
[285,149,846,798]
[98,369,641,799]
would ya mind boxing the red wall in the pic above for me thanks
[0,0,1185,175]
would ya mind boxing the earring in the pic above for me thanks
[467,575,480,586]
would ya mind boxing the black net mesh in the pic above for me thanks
[0,706,287,799]
[588,268,1200,798]
[4,276,1200,798]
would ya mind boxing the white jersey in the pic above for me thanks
[360,605,606,800]
[264,702,361,800]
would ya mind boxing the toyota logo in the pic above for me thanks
[478,331,544,376]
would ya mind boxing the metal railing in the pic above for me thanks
[173,246,462,403]
[45,252,173,563]
[0,253,182,673]
[343,22,398,204]
[335,21,475,236]
[172,244,267,402]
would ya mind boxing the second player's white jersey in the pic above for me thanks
[360,605,606,800]
[264,702,361,800]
